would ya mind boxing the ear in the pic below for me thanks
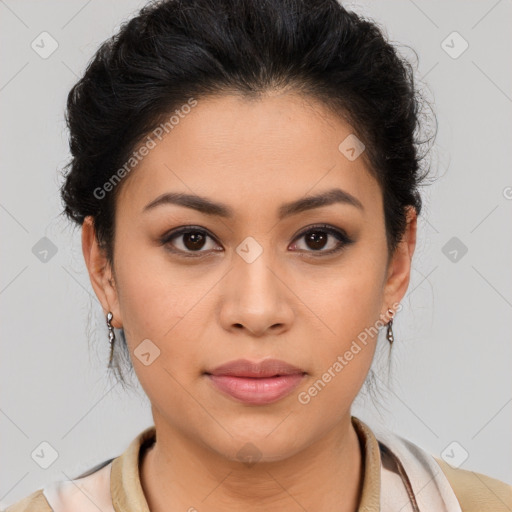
[381,206,417,316]
[82,216,123,328]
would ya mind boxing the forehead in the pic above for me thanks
[116,93,381,221]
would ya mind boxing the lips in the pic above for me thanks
[205,358,306,378]
[204,358,307,405]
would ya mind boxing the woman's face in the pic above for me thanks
[84,91,416,461]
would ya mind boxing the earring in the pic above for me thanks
[386,308,395,345]
[106,311,115,368]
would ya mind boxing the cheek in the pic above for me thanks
[302,255,385,383]
[112,239,192,352]
[297,289,380,415]
[113,238,222,380]
[307,261,385,342]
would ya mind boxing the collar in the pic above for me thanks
[110,415,382,512]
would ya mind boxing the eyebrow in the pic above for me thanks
[142,187,364,219]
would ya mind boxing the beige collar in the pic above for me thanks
[109,416,381,512]
[44,415,461,511]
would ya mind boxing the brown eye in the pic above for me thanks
[304,230,329,250]
[182,231,207,251]
[161,227,220,256]
[290,224,353,256]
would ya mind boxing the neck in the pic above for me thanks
[140,413,364,512]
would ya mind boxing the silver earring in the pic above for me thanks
[386,308,395,345]
[106,312,115,368]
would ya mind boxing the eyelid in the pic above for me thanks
[161,225,218,243]
[292,223,350,242]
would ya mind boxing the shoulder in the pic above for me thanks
[2,458,115,512]
[434,456,512,512]
[2,489,53,512]
[1,426,155,512]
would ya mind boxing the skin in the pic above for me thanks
[82,91,417,512]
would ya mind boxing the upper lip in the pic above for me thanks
[205,358,306,378]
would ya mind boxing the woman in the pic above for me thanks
[4,0,511,510]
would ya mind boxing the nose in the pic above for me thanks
[218,250,295,337]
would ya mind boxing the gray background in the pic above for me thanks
[1,0,511,507]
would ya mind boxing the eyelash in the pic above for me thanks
[159,224,354,258]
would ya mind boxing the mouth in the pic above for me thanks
[204,358,307,405]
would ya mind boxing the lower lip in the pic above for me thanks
[206,373,306,405]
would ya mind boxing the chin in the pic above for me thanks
[204,420,309,463]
